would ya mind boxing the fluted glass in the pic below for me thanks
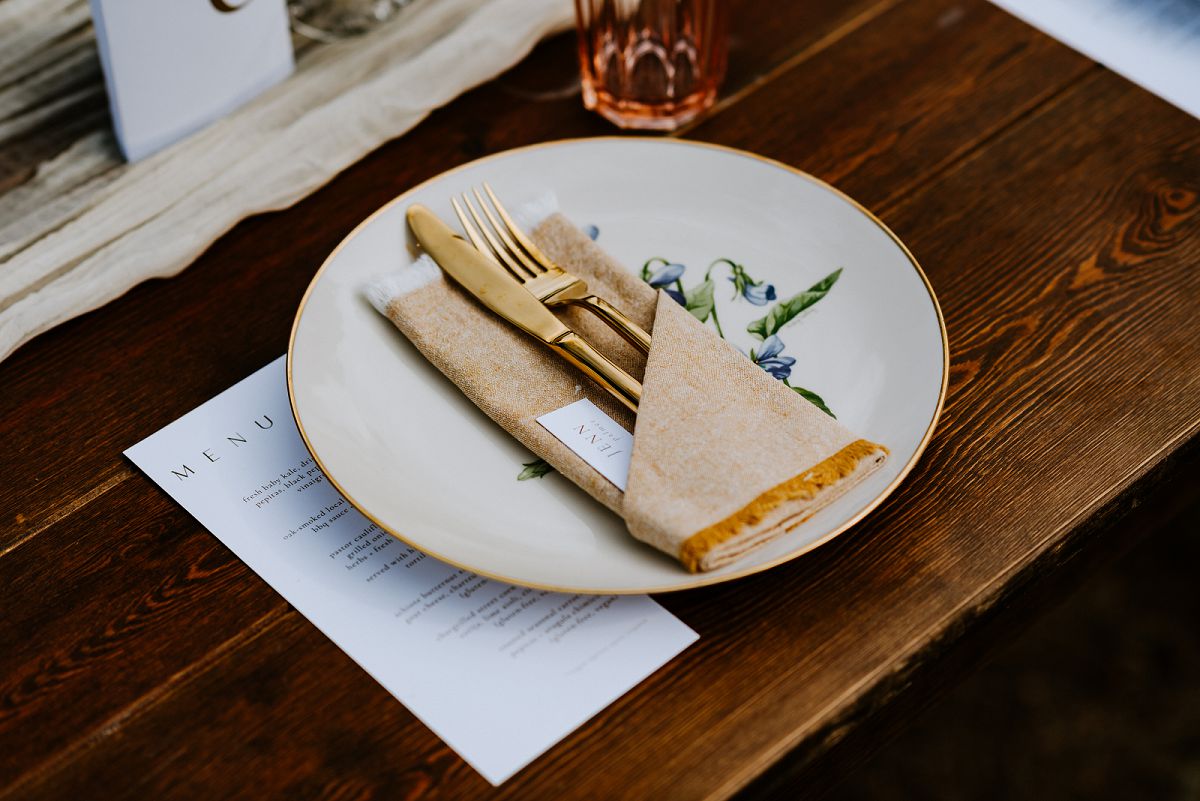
[574,0,728,130]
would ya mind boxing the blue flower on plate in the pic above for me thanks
[647,262,685,287]
[727,262,777,306]
[738,279,777,306]
[662,287,686,305]
[646,262,687,305]
[584,224,600,240]
[751,335,795,380]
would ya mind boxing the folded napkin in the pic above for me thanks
[367,207,887,572]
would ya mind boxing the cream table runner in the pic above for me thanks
[0,0,572,363]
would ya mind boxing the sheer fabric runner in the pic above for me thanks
[0,0,572,363]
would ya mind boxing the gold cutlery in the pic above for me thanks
[407,204,642,412]
[451,184,653,355]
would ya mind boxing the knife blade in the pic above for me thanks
[407,204,571,344]
[406,204,641,412]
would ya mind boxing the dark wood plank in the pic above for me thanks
[686,0,1097,210]
[736,436,1200,800]
[8,610,504,799]
[0,8,107,195]
[0,480,283,784]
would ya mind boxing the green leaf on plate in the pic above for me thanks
[789,384,836,418]
[747,267,842,340]
[684,277,715,323]
[517,458,554,481]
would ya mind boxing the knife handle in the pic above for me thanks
[570,295,652,355]
[551,332,641,413]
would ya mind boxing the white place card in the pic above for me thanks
[89,0,294,161]
[124,357,696,785]
[537,399,634,491]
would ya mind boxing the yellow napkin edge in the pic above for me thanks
[678,438,889,573]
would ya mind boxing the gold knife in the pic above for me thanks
[407,204,641,412]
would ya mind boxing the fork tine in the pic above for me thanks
[451,198,510,275]
[473,187,546,276]
[461,194,534,280]
[450,197,492,256]
[452,197,526,283]
[483,183,556,271]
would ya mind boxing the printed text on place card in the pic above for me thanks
[537,399,633,491]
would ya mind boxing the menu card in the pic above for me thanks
[989,0,1200,120]
[124,357,697,785]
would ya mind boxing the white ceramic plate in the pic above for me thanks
[288,138,946,594]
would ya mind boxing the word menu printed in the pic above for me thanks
[125,357,696,785]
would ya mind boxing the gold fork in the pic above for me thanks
[451,184,653,354]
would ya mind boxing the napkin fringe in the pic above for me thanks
[511,191,560,232]
[513,192,600,243]
[678,438,889,573]
[365,255,442,313]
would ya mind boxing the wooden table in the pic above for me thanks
[3,0,1199,797]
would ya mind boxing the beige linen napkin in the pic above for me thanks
[367,211,887,572]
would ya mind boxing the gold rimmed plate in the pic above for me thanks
[288,138,947,593]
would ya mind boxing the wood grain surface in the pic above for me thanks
[2,0,1198,798]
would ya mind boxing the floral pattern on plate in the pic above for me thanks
[520,226,843,480]
[641,255,840,418]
